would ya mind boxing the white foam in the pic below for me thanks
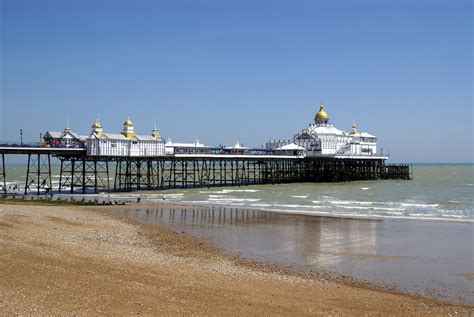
[249,203,272,207]
[164,193,184,197]
[5,182,20,186]
[400,203,439,208]
[291,195,308,198]
[272,204,325,209]
[361,187,370,190]
[336,205,406,212]
[221,189,260,193]
[329,200,374,205]
[208,198,261,202]
[199,189,260,194]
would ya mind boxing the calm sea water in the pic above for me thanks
[3,164,473,222]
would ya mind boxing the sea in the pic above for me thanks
[3,164,473,222]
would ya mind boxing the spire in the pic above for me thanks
[64,116,70,131]
[151,118,160,139]
[350,120,358,135]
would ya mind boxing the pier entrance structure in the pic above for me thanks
[0,107,411,195]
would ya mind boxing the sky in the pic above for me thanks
[1,0,472,163]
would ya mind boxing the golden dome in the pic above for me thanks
[123,118,133,126]
[92,120,102,129]
[151,127,160,138]
[315,104,329,120]
[349,122,358,135]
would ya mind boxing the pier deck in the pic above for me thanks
[0,145,410,195]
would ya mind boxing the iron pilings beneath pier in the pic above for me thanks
[1,154,6,197]
[24,153,53,195]
[58,158,110,194]
[113,158,272,191]
[39,155,411,194]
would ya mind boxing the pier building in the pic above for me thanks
[43,121,87,148]
[165,139,211,155]
[267,103,378,157]
[86,117,166,157]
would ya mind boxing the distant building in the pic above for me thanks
[43,121,87,148]
[225,141,248,154]
[266,103,378,157]
[165,138,211,155]
[86,117,166,157]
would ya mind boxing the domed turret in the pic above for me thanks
[349,122,358,135]
[151,119,160,139]
[315,103,329,125]
[121,115,135,138]
[151,127,160,139]
[91,117,103,135]
[123,118,134,126]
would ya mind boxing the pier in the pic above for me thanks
[0,144,410,196]
[0,106,413,196]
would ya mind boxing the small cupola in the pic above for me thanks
[121,115,135,138]
[349,122,358,135]
[91,116,103,135]
[151,127,160,139]
[151,119,160,139]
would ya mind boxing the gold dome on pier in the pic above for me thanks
[315,103,329,120]
[92,119,102,129]
[349,122,358,135]
[91,117,103,135]
[121,115,136,138]
[123,117,134,126]
[151,127,160,138]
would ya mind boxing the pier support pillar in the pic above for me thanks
[24,153,52,196]
[1,154,6,197]
[58,157,110,194]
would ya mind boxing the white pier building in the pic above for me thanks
[86,117,166,156]
[267,103,378,157]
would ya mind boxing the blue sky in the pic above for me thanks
[1,0,472,163]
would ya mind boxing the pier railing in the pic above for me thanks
[0,142,45,148]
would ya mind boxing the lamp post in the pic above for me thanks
[40,133,42,144]
[20,129,23,146]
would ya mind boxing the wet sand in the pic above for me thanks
[114,205,474,305]
[0,202,472,315]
